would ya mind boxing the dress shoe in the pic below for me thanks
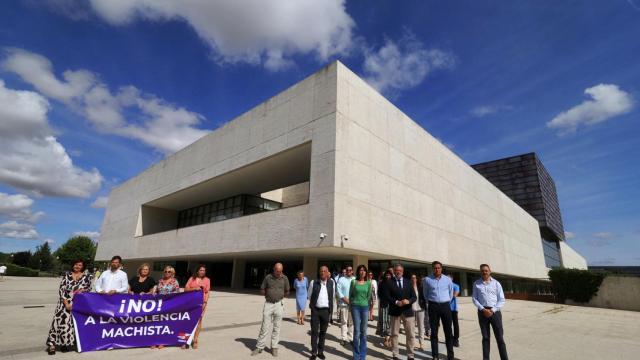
[317,353,326,360]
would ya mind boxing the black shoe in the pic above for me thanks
[309,355,316,360]
[317,353,325,360]
[453,339,460,347]
[60,346,69,353]
[47,347,55,355]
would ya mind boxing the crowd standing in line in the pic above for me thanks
[44,256,510,360]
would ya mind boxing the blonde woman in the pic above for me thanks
[153,265,180,349]
[128,263,156,294]
[156,266,180,295]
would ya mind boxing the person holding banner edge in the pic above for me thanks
[184,264,210,350]
[46,259,92,355]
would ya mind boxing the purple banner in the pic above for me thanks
[72,291,203,352]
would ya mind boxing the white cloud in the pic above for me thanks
[564,231,575,240]
[587,232,616,247]
[0,220,38,239]
[0,192,44,223]
[470,105,514,118]
[547,84,634,134]
[87,0,355,71]
[73,230,100,242]
[44,238,55,244]
[3,49,209,154]
[594,232,615,240]
[0,80,103,197]
[363,35,455,94]
[91,196,109,209]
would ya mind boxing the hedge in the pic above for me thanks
[548,268,606,303]
[5,263,39,277]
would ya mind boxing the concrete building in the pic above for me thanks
[96,61,586,294]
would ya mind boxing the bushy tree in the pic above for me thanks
[54,236,97,270]
[30,242,54,272]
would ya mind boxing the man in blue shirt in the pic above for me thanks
[422,261,454,360]
[472,264,508,360]
[336,266,355,345]
[448,274,461,347]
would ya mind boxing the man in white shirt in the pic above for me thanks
[95,255,128,294]
[472,263,508,360]
[308,266,335,360]
[0,264,6,279]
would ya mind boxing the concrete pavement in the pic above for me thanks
[1,276,639,359]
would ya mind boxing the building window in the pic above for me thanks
[176,194,282,229]
[541,237,561,268]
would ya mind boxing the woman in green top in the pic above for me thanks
[350,265,372,360]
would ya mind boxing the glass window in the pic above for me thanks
[225,198,233,208]
[234,196,242,206]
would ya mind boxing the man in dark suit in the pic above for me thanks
[384,264,417,360]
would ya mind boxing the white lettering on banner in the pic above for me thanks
[118,299,164,314]
[101,325,173,338]
[84,316,95,325]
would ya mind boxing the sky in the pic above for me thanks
[0,0,638,266]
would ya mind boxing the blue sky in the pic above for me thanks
[0,1,638,266]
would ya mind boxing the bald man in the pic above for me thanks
[252,263,290,357]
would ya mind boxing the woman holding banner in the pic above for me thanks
[156,265,180,295]
[46,259,92,355]
[184,264,210,349]
[128,263,156,294]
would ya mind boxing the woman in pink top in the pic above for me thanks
[184,264,210,349]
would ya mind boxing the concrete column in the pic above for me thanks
[231,258,246,289]
[303,256,319,279]
[460,271,469,296]
[352,254,369,269]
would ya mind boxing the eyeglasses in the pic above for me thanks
[164,271,173,273]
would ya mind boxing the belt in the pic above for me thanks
[428,300,451,305]
[265,299,283,304]
[314,306,329,310]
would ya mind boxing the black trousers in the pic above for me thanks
[478,310,508,360]
[310,307,330,355]
[428,301,454,360]
[452,310,459,341]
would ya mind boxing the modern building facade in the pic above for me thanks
[472,153,587,269]
[96,61,586,294]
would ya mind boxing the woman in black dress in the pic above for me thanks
[128,263,156,294]
[46,259,92,355]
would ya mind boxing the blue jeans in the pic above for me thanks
[351,305,369,360]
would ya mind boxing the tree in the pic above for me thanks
[30,242,54,272]
[54,236,97,270]
[11,251,32,267]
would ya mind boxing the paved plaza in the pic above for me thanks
[0,276,639,359]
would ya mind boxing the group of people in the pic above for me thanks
[45,255,211,355]
[252,262,508,360]
[45,256,508,360]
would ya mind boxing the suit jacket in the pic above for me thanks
[384,277,417,317]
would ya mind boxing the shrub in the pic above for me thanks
[548,268,606,303]
[5,263,39,277]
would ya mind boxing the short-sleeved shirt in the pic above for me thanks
[0,265,6,274]
[261,273,290,303]
[450,283,460,311]
[129,276,156,294]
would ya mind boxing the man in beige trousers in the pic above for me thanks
[252,263,290,357]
